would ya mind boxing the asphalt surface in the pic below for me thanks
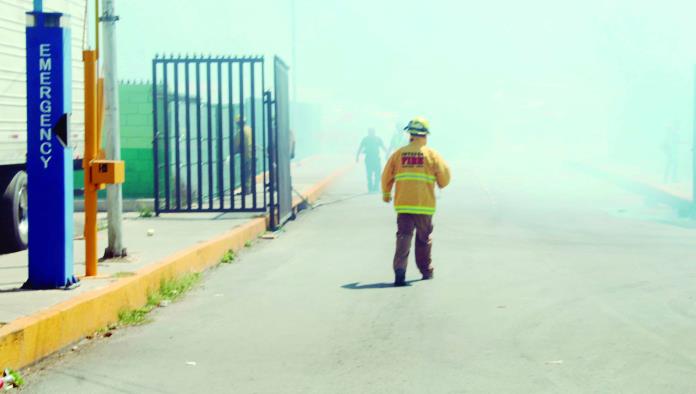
[22,159,696,393]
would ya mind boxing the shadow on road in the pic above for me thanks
[0,282,80,293]
[342,279,423,290]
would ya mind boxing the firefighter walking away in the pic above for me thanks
[381,117,451,287]
[356,128,387,193]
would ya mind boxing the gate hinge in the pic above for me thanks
[99,14,120,22]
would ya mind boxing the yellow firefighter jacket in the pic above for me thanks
[381,139,451,215]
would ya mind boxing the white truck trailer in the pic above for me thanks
[0,0,85,252]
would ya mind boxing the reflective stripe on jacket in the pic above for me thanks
[381,140,451,215]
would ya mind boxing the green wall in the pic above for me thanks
[119,83,155,198]
[74,83,155,199]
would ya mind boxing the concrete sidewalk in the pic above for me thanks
[597,164,692,201]
[0,156,351,369]
[574,163,693,214]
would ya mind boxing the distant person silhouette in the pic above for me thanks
[356,128,387,193]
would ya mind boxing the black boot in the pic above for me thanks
[394,268,406,287]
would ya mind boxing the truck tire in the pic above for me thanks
[0,171,28,253]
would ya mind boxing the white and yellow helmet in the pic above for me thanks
[404,117,430,136]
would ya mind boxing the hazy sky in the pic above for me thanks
[111,0,696,162]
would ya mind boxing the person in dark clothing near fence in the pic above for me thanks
[356,128,387,193]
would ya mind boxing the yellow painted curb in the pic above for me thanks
[0,163,349,371]
[293,164,354,207]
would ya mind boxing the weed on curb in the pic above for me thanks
[220,249,236,264]
[118,308,151,326]
[138,206,154,218]
[2,369,25,388]
[117,273,201,327]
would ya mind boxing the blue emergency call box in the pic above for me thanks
[24,11,77,289]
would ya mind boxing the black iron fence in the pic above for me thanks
[152,55,267,213]
[151,54,293,227]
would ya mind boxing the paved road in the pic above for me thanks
[24,159,696,393]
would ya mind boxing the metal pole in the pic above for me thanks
[152,59,160,215]
[33,0,43,12]
[290,0,297,136]
[693,66,696,205]
[101,0,125,257]
[83,0,101,276]
[291,0,297,105]
[83,49,98,276]
[265,91,276,229]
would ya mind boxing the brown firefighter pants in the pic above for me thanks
[393,213,434,275]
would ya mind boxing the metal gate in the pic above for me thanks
[268,57,293,229]
[152,55,268,213]
[151,54,293,226]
